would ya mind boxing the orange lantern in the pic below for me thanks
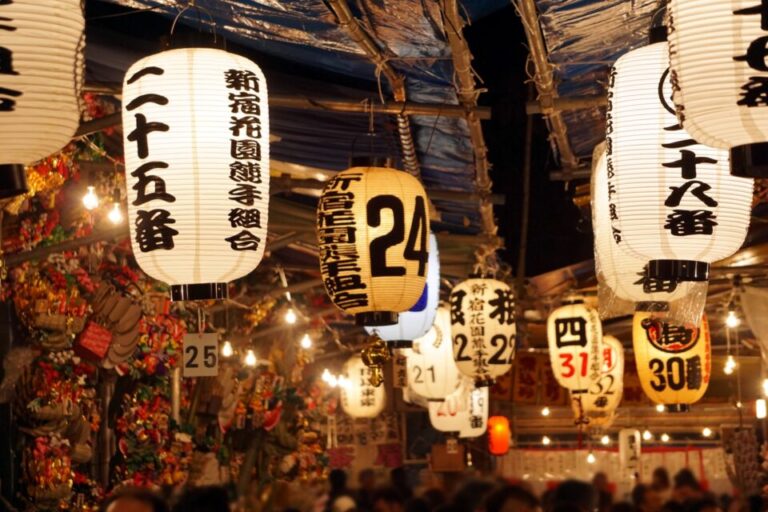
[488,416,510,456]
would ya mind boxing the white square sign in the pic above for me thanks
[183,333,219,377]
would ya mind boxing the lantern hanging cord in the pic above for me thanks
[650,0,667,29]
[170,1,218,45]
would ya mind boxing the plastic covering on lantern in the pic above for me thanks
[591,144,707,324]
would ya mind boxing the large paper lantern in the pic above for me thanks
[573,335,624,427]
[547,299,603,394]
[668,0,768,158]
[632,310,711,411]
[340,355,386,419]
[365,233,439,348]
[427,380,488,438]
[122,48,269,301]
[449,277,515,386]
[0,0,84,198]
[406,307,461,400]
[606,39,753,283]
[488,416,511,456]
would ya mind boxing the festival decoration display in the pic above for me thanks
[547,298,603,395]
[427,380,489,438]
[488,416,511,456]
[449,277,515,386]
[605,38,753,283]
[572,335,624,427]
[632,310,711,411]
[406,307,461,401]
[122,48,270,301]
[365,233,439,348]
[340,355,386,419]
[0,0,84,198]
[668,0,768,158]
[317,159,429,326]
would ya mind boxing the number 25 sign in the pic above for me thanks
[183,333,219,377]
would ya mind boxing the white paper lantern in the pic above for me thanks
[427,379,488,438]
[317,160,429,326]
[365,233,439,348]
[575,335,624,425]
[122,48,269,300]
[668,0,768,152]
[340,355,386,419]
[547,299,603,394]
[406,307,461,401]
[0,0,84,197]
[592,148,694,304]
[449,277,515,386]
[606,40,753,283]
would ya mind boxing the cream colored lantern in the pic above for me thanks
[449,277,515,386]
[427,379,488,438]
[365,233,439,348]
[340,355,386,418]
[573,335,624,426]
[547,299,603,395]
[606,39,752,283]
[0,0,84,198]
[632,310,711,411]
[122,48,269,300]
[406,307,461,400]
[318,159,429,326]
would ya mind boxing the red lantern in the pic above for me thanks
[487,416,510,456]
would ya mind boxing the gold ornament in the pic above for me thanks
[361,334,390,387]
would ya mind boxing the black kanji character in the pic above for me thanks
[324,275,367,294]
[737,76,768,106]
[593,396,609,408]
[319,244,359,262]
[230,139,261,160]
[640,318,695,350]
[229,116,262,138]
[228,184,262,206]
[225,230,261,251]
[319,191,355,211]
[125,66,164,85]
[229,162,262,183]
[125,93,168,111]
[665,180,718,208]
[0,47,18,75]
[322,259,362,276]
[664,209,718,236]
[735,1,768,30]
[127,114,169,159]
[228,92,261,114]
[686,356,702,390]
[224,69,260,92]
[735,36,768,72]
[634,266,678,294]
[318,210,355,227]
[450,290,467,326]
[554,317,588,348]
[0,17,15,32]
[333,291,369,309]
[470,415,483,429]
[318,226,356,244]
[325,173,362,191]
[661,150,718,180]
[488,288,515,325]
[228,208,261,228]
[0,86,21,112]
[135,209,178,252]
[131,162,175,206]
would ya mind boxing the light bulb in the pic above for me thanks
[300,333,312,349]
[642,430,653,441]
[244,349,257,367]
[600,435,610,446]
[656,404,665,413]
[322,368,332,383]
[726,310,740,328]
[762,379,768,397]
[337,375,351,390]
[724,355,736,375]
[587,452,596,464]
[82,186,99,211]
[661,433,670,443]
[702,427,712,438]
[757,399,767,420]
[221,340,233,358]
[107,202,123,224]
[541,407,550,417]
[542,435,551,446]
[284,308,297,324]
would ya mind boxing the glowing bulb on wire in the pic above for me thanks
[724,355,736,375]
[726,310,740,329]
[587,452,596,464]
[221,340,233,358]
[702,427,712,438]
[642,430,653,441]
[541,407,550,417]
[661,433,670,443]
[656,404,665,413]
[284,308,297,324]
[600,435,610,446]
[82,186,99,211]
[244,349,257,367]
[300,333,312,349]
[763,379,768,397]
[107,202,123,224]
[542,435,551,446]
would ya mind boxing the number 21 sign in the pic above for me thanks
[183,333,219,377]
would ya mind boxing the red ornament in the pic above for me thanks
[488,416,510,456]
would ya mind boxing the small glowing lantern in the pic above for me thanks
[340,355,386,418]
[449,277,515,386]
[573,335,624,426]
[0,0,85,198]
[547,298,603,393]
[122,48,270,300]
[406,307,461,400]
[317,158,429,326]
[632,310,711,412]
[365,233,439,348]
[488,416,511,456]
[606,38,752,283]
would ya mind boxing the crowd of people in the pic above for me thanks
[98,467,763,512]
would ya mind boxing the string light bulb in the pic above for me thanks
[107,202,123,224]
[661,433,670,443]
[542,435,551,446]
[656,404,665,413]
[724,355,736,375]
[702,427,712,438]
[82,186,99,211]
[300,333,312,349]
[763,379,768,397]
[757,399,767,420]
[587,452,596,464]
[541,406,550,417]
[600,435,610,446]
[221,340,233,358]
[284,308,297,325]
[244,349,257,367]
[642,430,653,441]
[726,309,740,329]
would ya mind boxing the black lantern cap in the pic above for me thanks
[349,156,396,168]
[0,164,28,199]
[664,404,690,413]
[387,339,414,349]
[649,25,668,44]
[170,283,228,302]
[356,311,399,326]
[730,142,768,178]
[648,259,709,282]
[475,377,494,388]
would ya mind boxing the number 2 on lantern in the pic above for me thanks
[368,195,428,277]
[559,352,588,378]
